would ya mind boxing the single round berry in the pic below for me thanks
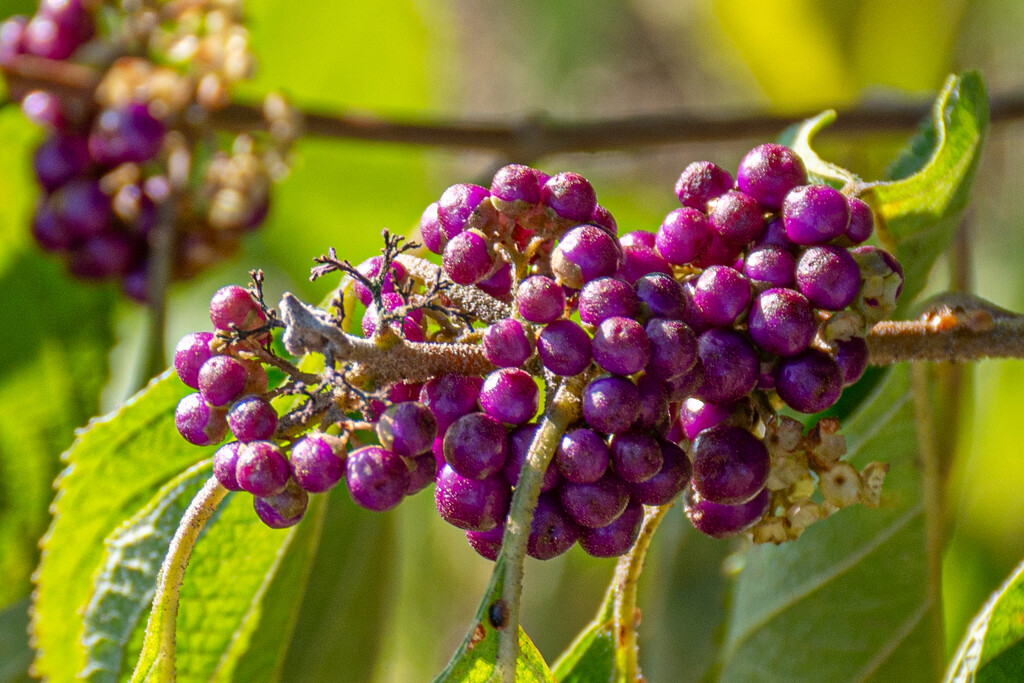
[627,440,691,505]
[437,183,490,240]
[556,427,611,484]
[694,328,759,405]
[253,480,309,529]
[796,245,861,311]
[490,164,543,205]
[675,161,733,210]
[747,288,816,357]
[644,318,698,380]
[213,442,245,491]
[515,275,565,324]
[736,144,808,210]
[685,486,770,539]
[775,349,843,413]
[691,425,770,505]
[835,336,869,386]
[174,332,215,389]
[579,500,643,558]
[418,374,483,433]
[502,423,563,492]
[743,245,796,287]
[692,266,751,327]
[559,472,630,528]
[578,277,640,325]
[592,316,650,376]
[376,401,438,457]
[656,207,712,266]
[708,190,765,246]
[552,224,622,288]
[235,441,290,497]
[482,319,533,367]
[197,355,250,407]
[419,202,443,254]
[528,493,581,560]
[210,285,267,333]
[435,465,510,531]
[88,103,164,166]
[541,172,597,222]
[846,197,874,244]
[783,185,851,245]
[582,375,641,434]
[537,319,592,376]
[347,445,410,512]
[444,412,509,480]
[479,368,539,425]
[466,525,504,561]
[635,273,687,320]
[0,16,28,66]
[227,396,278,442]
[290,433,346,493]
[443,230,494,285]
[175,393,227,446]
[609,429,663,483]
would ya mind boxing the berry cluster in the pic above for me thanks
[1,0,291,301]
[171,143,902,558]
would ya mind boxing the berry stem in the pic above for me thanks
[611,503,672,682]
[395,254,511,324]
[494,379,579,682]
[131,473,228,682]
[5,54,1024,155]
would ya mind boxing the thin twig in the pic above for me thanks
[866,310,1024,365]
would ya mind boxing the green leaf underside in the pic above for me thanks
[550,584,616,683]
[433,557,555,683]
[720,366,938,681]
[79,462,213,682]
[778,110,859,188]
[31,372,211,681]
[947,557,1024,682]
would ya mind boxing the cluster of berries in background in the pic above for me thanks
[0,0,293,301]
[172,141,903,558]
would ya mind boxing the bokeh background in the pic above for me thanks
[1,0,1023,680]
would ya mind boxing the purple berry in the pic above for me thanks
[591,316,650,376]
[477,261,513,301]
[635,373,670,433]
[347,445,410,512]
[528,493,581,560]
[617,242,672,285]
[747,288,816,357]
[515,275,565,323]
[675,161,733,210]
[691,425,769,505]
[583,375,640,434]
[466,525,504,561]
[174,332,215,389]
[634,272,687,320]
[559,472,629,528]
[708,191,765,246]
[609,429,663,483]
[556,427,611,484]
[406,454,438,495]
[197,355,250,407]
[579,500,643,557]
[691,266,751,327]
[796,245,861,310]
[835,336,869,386]
[846,197,874,244]
[743,245,796,287]
[443,230,494,285]
[590,204,618,235]
[678,398,733,441]
[775,349,843,413]
[213,442,245,491]
[490,164,542,205]
[552,224,622,288]
[0,16,28,66]
[437,183,490,241]
[33,133,90,191]
[694,328,759,405]
[210,285,267,333]
[685,486,769,539]
[376,401,438,457]
[628,440,691,505]
[24,14,80,60]
[656,207,712,266]
[51,179,111,241]
[362,293,425,342]
[736,144,808,210]
[541,172,597,222]
[290,434,346,493]
[31,203,72,251]
[89,103,164,166]
[227,396,278,442]
[353,256,407,305]
[419,374,483,433]
[174,393,227,446]
[483,319,533,367]
[479,368,539,425]
[578,277,640,325]
[783,185,851,245]
[253,480,308,529]
[502,423,562,492]
[644,318,697,380]
[537,319,592,376]
[444,412,509,480]
[419,202,443,254]
[235,441,290,497]
[435,465,510,531]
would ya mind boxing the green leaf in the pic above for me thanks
[550,584,616,682]
[78,462,212,682]
[719,365,939,681]
[434,557,556,683]
[0,598,32,683]
[946,556,1024,682]
[778,110,859,188]
[30,372,212,680]
[869,72,989,307]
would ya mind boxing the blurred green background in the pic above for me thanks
[1,0,1023,680]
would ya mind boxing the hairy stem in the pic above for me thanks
[866,310,1024,364]
[130,477,228,682]
[612,504,672,682]
[495,381,579,682]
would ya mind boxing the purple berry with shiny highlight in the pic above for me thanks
[609,429,663,483]
[528,493,581,560]
[491,164,543,206]
[227,396,278,442]
[656,207,712,266]
[691,425,769,504]
[692,266,751,327]
[419,374,483,433]
[675,161,733,210]
[353,256,407,305]
[559,472,629,529]
[89,103,164,166]
[419,202,443,253]
[174,332,215,389]
[541,172,597,222]
[516,275,565,323]
[551,224,622,288]
[783,185,850,245]
[290,434,346,493]
[175,393,227,446]
[796,245,861,310]
[376,401,437,457]
[444,413,509,480]
[747,288,816,356]
[685,486,769,539]
[846,197,874,244]
[210,285,267,333]
[708,190,765,246]
[835,336,869,386]
[537,319,592,376]
[479,368,539,425]
[578,277,640,325]
[583,375,640,434]
[592,316,650,376]
[253,480,308,529]
[644,318,697,380]
[580,500,643,557]
[235,441,289,497]
[556,428,611,484]
[347,445,410,512]
[743,245,796,287]
[466,525,504,561]
[736,143,808,210]
[198,355,250,407]
[694,328,759,405]
[213,442,245,491]
[628,440,691,505]
[435,465,510,531]
[483,319,533,367]
[635,272,686,320]
[775,349,843,413]
[443,230,494,285]
[437,183,489,240]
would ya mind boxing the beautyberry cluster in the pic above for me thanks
[171,143,903,558]
[1,0,292,301]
